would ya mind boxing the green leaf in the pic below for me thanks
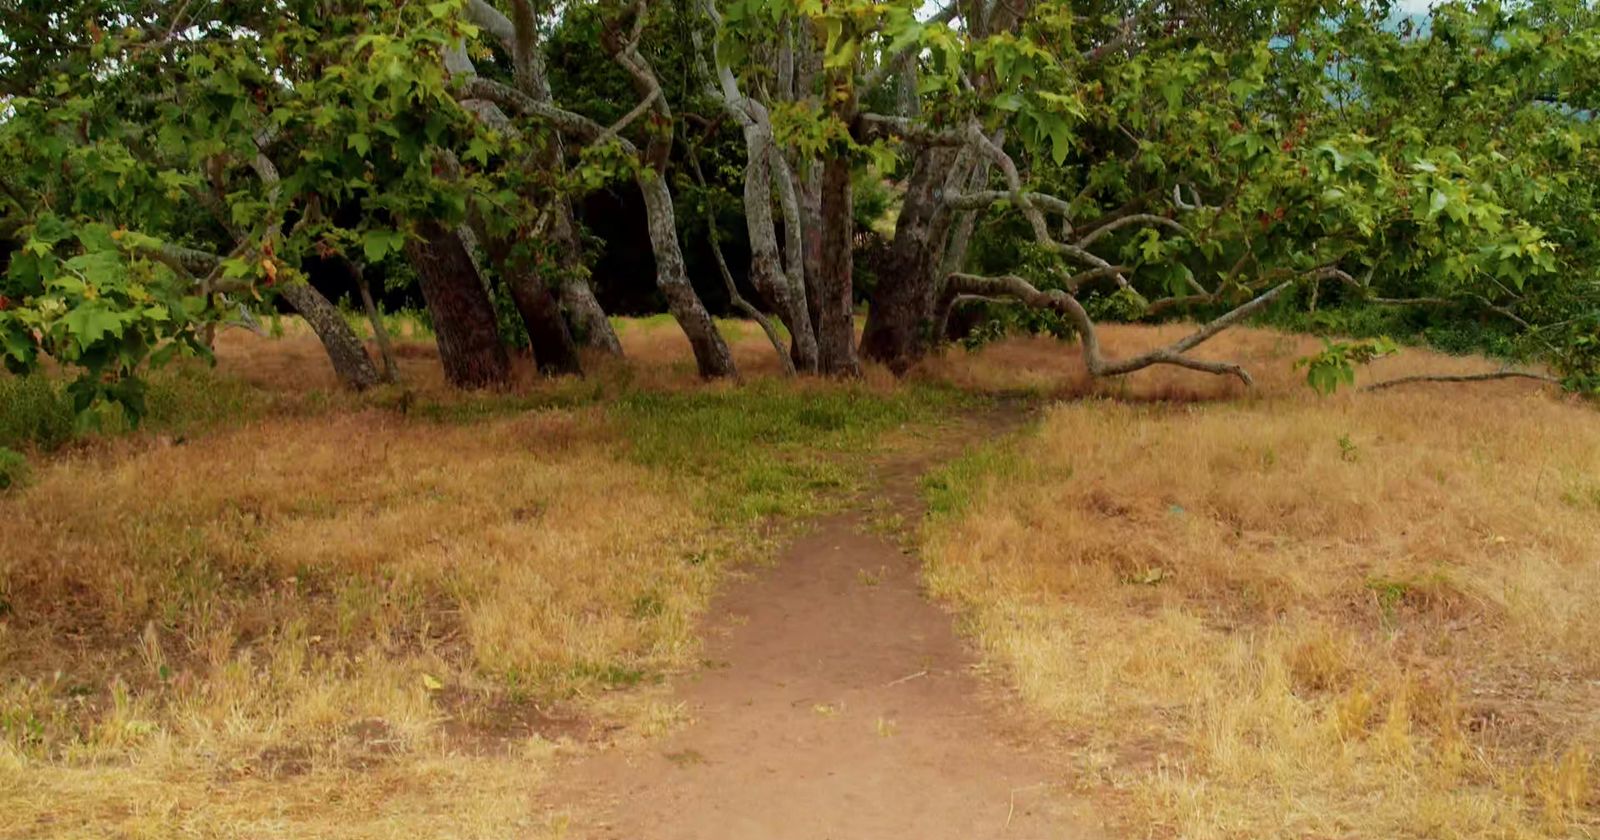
[362,229,405,263]
[62,304,126,351]
[1427,189,1449,219]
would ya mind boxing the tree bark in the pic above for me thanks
[474,221,584,377]
[638,173,738,378]
[799,163,826,345]
[770,149,818,372]
[560,274,621,355]
[816,153,861,376]
[860,146,961,373]
[550,211,622,355]
[404,222,510,388]
[791,21,826,349]
[503,265,583,377]
[277,282,381,391]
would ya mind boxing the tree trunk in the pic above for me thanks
[546,190,620,356]
[860,146,961,373]
[798,161,825,345]
[638,173,738,378]
[504,267,583,376]
[444,36,621,360]
[816,153,861,377]
[475,224,584,377]
[348,261,400,384]
[277,282,381,391]
[404,222,510,388]
[770,151,819,373]
[742,132,815,370]
[560,276,621,355]
[607,19,735,380]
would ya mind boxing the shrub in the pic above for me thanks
[0,447,29,491]
[0,375,74,451]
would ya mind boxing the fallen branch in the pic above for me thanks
[1363,370,1561,391]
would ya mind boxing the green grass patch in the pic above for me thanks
[140,366,269,436]
[403,378,608,424]
[611,381,970,522]
[609,313,676,334]
[0,365,267,451]
[920,431,1033,519]
[334,306,435,342]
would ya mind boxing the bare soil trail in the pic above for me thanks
[540,407,1103,839]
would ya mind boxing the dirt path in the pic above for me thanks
[540,412,1101,839]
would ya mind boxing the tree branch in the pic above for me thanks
[456,76,614,146]
[937,270,1316,386]
[1363,370,1560,391]
[1074,213,1189,248]
[856,113,969,146]
[464,0,517,53]
[944,188,1073,214]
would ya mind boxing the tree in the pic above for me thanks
[5,0,1596,413]
[820,0,1598,388]
[458,0,738,379]
[455,0,621,363]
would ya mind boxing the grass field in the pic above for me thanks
[0,315,1592,838]
[0,318,959,838]
[923,327,1599,839]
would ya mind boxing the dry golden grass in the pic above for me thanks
[0,314,958,838]
[0,407,729,838]
[8,311,1589,838]
[922,327,1600,839]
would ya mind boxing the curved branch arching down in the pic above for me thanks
[938,269,1348,386]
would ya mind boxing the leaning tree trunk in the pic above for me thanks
[560,275,621,355]
[607,20,735,380]
[816,152,861,377]
[404,222,510,388]
[349,261,400,384]
[743,127,817,371]
[277,282,381,391]
[860,146,961,374]
[474,225,583,377]
[502,265,583,377]
[550,211,623,355]
[638,173,737,378]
